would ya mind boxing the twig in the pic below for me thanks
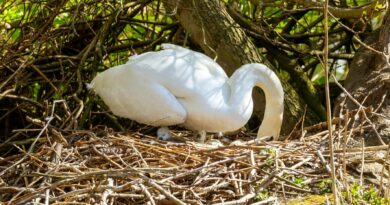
[140,183,156,205]
[159,155,246,183]
[139,173,186,205]
[379,141,390,195]
[359,140,365,187]
[0,100,63,176]
[342,112,352,203]
[30,64,58,91]
[251,197,277,205]
[316,150,331,174]
[212,193,256,205]
[323,2,339,204]
[323,145,389,154]
[93,145,124,169]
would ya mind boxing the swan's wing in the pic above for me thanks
[122,44,229,99]
[161,43,228,79]
[127,44,228,79]
[91,64,187,126]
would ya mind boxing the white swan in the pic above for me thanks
[91,44,284,140]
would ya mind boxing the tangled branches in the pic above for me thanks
[0,0,181,143]
[0,0,385,148]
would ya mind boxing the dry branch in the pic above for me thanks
[1,121,388,204]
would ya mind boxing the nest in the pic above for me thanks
[1,118,389,205]
[1,1,389,204]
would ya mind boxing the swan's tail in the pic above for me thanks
[86,82,93,90]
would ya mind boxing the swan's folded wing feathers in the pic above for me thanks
[92,65,187,126]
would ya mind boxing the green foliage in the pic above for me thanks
[292,176,307,189]
[263,6,282,19]
[53,12,71,28]
[287,194,332,205]
[238,0,253,16]
[260,147,277,165]
[311,60,348,85]
[317,179,332,194]
[229,0,385,87]
[10,28,21,41]
[31,82,41,101]
[254,189,269,202]
[53,84,67,100]
[342,183,390,205]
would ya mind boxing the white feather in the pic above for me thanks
[91,44,284,140]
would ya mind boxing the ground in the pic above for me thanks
[1,116,389,204]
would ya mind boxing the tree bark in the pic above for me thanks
[162,0,322,136]
[335,9,390,145]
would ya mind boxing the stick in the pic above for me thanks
[323,1,339,204]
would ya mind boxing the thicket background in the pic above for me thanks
[0,0,389,147]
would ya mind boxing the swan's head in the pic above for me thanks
[157,127,172,141]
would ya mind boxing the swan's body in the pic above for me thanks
[91,44,284,140]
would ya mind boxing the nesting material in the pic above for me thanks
[0,124,388,204]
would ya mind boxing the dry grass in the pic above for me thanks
[0,114,388,204]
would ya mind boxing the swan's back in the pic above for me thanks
[125,44,228,98]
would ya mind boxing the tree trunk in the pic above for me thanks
[162,0,322,136]
[335,9,390,145]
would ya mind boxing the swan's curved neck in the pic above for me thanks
[229,64,284,140]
